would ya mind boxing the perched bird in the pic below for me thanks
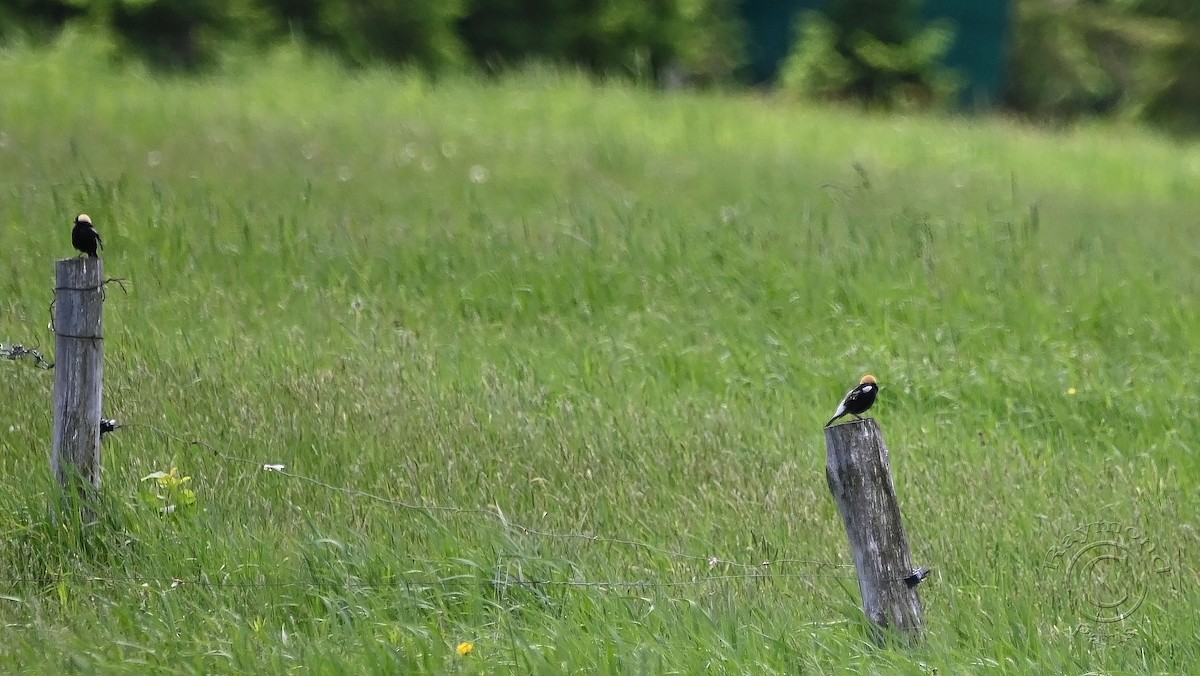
[825,374,880,427]
[71,213,103,258]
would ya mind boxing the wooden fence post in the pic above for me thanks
[825,418,925,644]
[51,258,105,499]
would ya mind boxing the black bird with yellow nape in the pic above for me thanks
[825,375,880,427]
[71,213,103,258]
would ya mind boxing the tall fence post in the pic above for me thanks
[824,418,925,644]
[51,258,105,501]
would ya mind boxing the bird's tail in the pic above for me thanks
[824,415,839,428]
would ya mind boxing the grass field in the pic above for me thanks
[1,33,1198,673]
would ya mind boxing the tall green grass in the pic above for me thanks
[1,34,1197,673]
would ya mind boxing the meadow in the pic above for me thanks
[1,33,1198,673]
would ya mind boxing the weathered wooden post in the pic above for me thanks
[825,418,925,644]
[51,258,105,499]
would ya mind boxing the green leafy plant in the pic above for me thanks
[140,467,197,516]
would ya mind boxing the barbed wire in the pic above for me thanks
[122,423,857,578]
[0,178,79,188]
[0,570,847,593]
[0,343,54,369]
[0,423,938,594]
[46,276,129,333]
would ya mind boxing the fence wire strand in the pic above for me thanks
[124,423,854,573]
[1,421,878,592]
[0,343,53,370]
[0,236,907,597]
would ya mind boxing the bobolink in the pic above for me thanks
[825,374,879,427]
[72,213,103,258]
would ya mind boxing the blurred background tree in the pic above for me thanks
[0,0,1198,132]
[456,0,742,84]
[0,0,742,82]
[1009,0,1200,132]
[262,0,468,72]
[1122,0,1200,133]
[777,0,961,109]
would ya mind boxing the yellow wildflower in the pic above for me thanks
[456,642,474,656]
